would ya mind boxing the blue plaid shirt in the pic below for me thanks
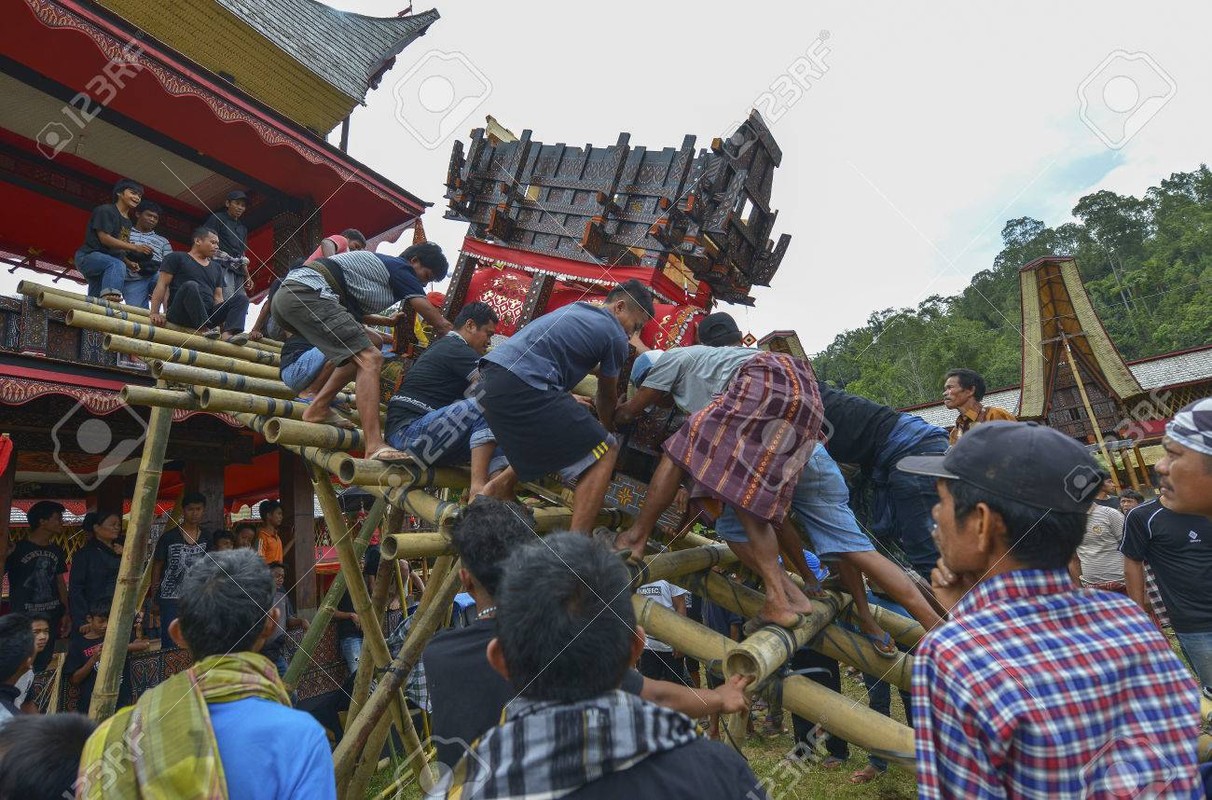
[912,568,1202,799]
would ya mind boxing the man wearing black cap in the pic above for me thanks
[204,190,252,304]
[898,421,1201,798]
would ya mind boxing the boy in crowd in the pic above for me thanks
[899,421,1201,797]
[271,243,453,462]
[258,500,285,565]
[635,580,689,683]
[0,713,96,800]
[233,521,258,550]
[0,614,34,729]
[5,500,69,669]
[333,590,364,674]
[150,492,212,648]
[15,614,51,712]
[125,199,174,308]
[263,562,308,677]
[441,532,763,799]
[65,601,149,714]
[212,530,236,551]
[424,498,749,771]
[386,301,502,494]
[74,178,153,304]
[1119,488,1144,516]
[477,281,654,532]
[203,190,253,303]
[149,227,249,344]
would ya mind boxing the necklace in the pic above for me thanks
[476,606,496,620]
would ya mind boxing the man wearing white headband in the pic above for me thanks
[1156,396,1212,518]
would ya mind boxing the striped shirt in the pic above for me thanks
[284,251,424,315]
[913,568,1201,799]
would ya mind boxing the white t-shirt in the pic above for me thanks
[1077,504,1126,584]
[636,580,688,652]
[13,669,33,707]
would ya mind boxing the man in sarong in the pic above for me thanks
[614,315,824,630]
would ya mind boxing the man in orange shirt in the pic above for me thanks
[942,368,1016,445]
[257,500,284,565]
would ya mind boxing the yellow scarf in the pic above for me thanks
[77,652,291,799]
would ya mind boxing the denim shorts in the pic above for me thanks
[714,442,875,558]
[281,347,326,392]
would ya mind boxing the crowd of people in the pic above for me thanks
[2,211,1210,799]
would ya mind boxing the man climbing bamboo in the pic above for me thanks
[613,313,824,630]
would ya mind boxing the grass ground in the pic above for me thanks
[365,665,918,799]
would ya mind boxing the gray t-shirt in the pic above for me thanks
[285,251,425,315]
[641,345,756,414]
[483,302,628,392]
[1077,504,1125,584]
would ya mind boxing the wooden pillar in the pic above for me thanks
[183,461,225,534]
[280,449,317,610]
[0,437,16,558]
[94,474,125,514]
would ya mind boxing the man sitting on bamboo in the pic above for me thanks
[149,227,250,345]
[613,312,824,631]
[271,242,454,463]
[77,549,335,800]
[475,280,653,532]
[385,302,505,494]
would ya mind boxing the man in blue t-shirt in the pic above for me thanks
[476,279,653,533]
[271,242,454,463]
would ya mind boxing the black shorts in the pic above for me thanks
[478,362,613,482]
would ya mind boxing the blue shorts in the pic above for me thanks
[715,442,875,558]
[281,347,326,393]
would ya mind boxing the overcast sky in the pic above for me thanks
[10,2,1209,354]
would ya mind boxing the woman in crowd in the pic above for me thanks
[68,511,123,634]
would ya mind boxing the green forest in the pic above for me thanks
[810,165,1212,409]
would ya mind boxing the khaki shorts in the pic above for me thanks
[271,282,371,366]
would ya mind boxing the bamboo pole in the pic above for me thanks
[826,590,926,649]
[633,597,915,769]
[332,558,463,787]
[343,461,469,490]
[1062,334,1120,492]
[283,496,388,691]
[348,545,398,722]
[199,386,313,421]
[89,406,173,720]
[119,386,201,411]
[264,417,365,451]
[725,601,841,686]
[152,360,299,400]
[66,308,279,366]
[312,468,426,799]
[381,533,453,560]
[634,543,737,587]
[105,334,283,381]
[32,286,281,356]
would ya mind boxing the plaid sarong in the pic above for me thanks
[442,690,700,799]
[77,652,291,799]
[662,352,823,523]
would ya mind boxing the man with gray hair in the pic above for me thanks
[77,550,335,800]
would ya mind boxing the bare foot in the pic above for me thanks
[783,575,815,614]
[757,603,802,630]
[300,404,329,425]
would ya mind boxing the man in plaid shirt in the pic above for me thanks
[898,422,1202,799]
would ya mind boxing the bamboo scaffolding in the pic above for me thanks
[66,308,279,366]
[311,467,425,800]
[264,416,365,451]
[28,284,282,356]
[380,532,453,560]
[153,360,298,400]
[200,386,316,421]
[89,406,174,720]
[105,334,283,380]
[283,495,389,691]
[633,596,915,769]
[349,541,398,722]
[120,385,202,411]
[342,460,470,490]
[826,590,926,649]
[633,543,737,587]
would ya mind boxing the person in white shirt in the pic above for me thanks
[1070,502,1126,592]
[635,580,689,683]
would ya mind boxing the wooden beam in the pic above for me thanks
[280,450,317,610]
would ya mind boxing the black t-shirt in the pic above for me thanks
[203,211,247,258]
[423,619,644,767]
[5,539,67,614]
[162,252,223,304]
[1120,500,1212,633]
[64,632,131,712]
[567,738,765,800]
[818,382,900,470]
[81,203,131,257]
[386,333,480,432]
[335,592,362,641]
[153,528,211,601]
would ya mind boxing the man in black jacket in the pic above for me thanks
[441,532,764,799]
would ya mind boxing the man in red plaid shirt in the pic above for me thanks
[898,422,1202,799]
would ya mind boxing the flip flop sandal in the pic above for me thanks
[323,412,356,430]
[101,292,124,304]
[861,630,899,658]
[849,765,885,784]
[742,613,808,637]
[202,328,222,339]
[225,332,250,346]
[820,756,846,769]
[367,446,413,464]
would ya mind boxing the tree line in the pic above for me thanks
[811,165,1212,408]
